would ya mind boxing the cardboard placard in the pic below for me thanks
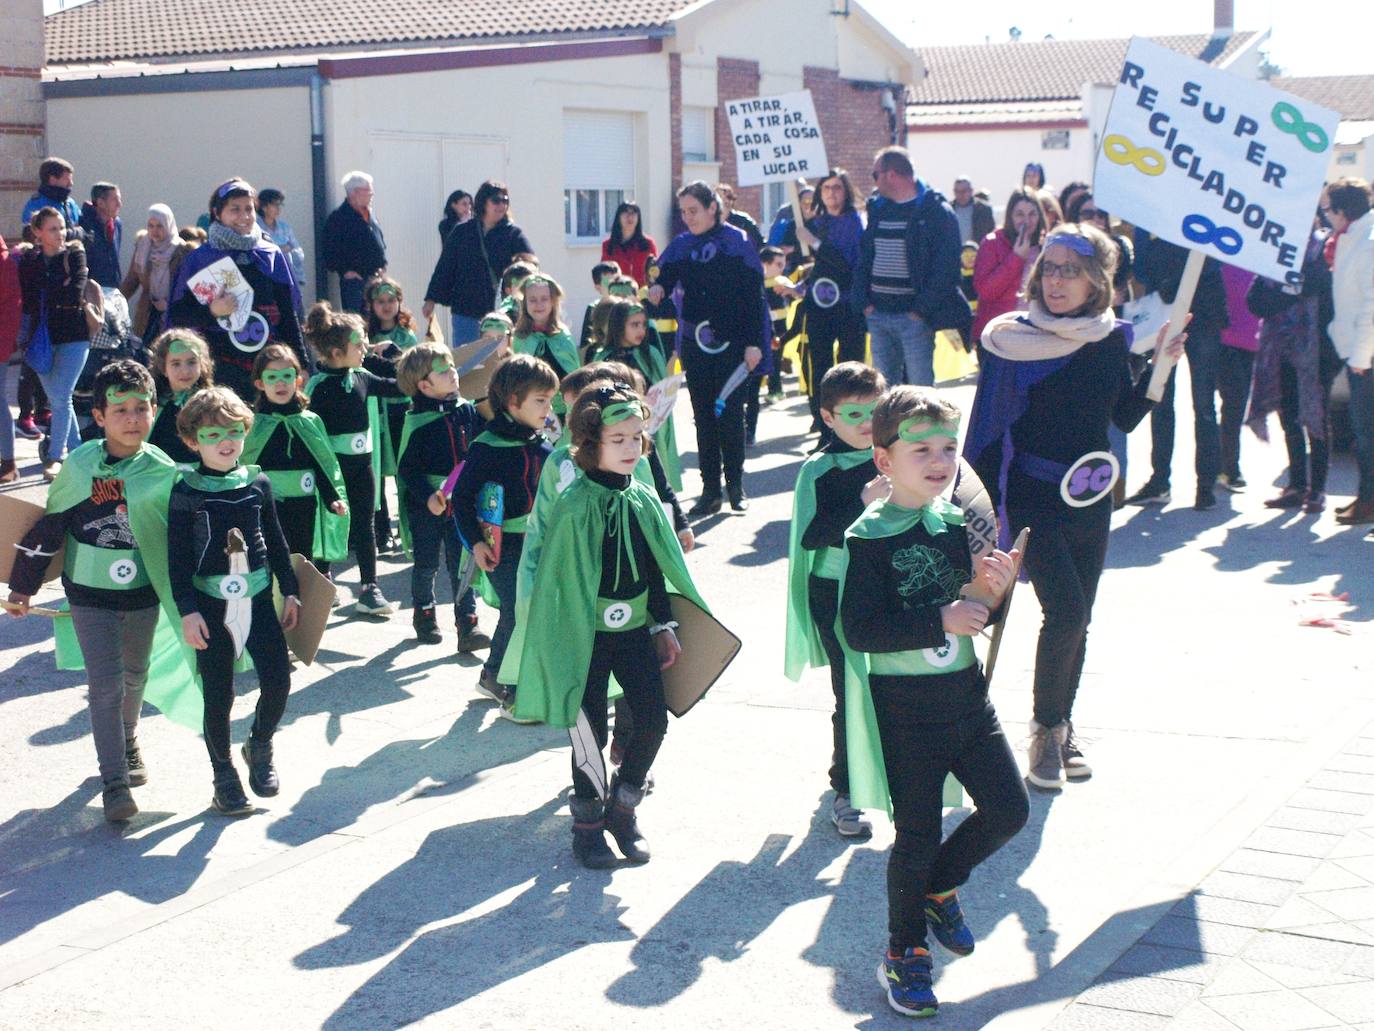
[0,495,63,584]
[644,372,686,435]
[661,595,741,718]
[1093,36,1338,285]
[453,337,510,404]
[723,90,828,187]
[280,553,334,665]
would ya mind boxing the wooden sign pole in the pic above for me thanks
[785,178,813,258]
[1145,249,1204,402]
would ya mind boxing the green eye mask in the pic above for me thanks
[430,357,454,375]
[601,400,646,425]
[897,417,960,443]
[480,317,512,334]
[106,386,151,406]
[834,401,878,426]
[196,423,247,445]
[608,284,637,298]
[260,367,297,386]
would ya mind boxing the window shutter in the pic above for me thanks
[564,111,635,188]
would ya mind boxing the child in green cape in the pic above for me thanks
[147,328,213,463]
[593,298,683,491]
[511,274,580,416]
[363,275,419,554]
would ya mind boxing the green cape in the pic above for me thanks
[595,342,682,491]
[497,445,654,685]
[511,474,706,727]
[783,447,874,682]
[241,409,350,562]
[514,330,580,415]
[48,441,206,729]
[835,497,967,815]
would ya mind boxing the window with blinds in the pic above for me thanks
[564,110,636,243]
[682,106,715,162]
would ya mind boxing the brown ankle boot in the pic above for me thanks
[1335,500,1374,526]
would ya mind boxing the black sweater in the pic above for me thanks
[19,243,89,345]
[321,201,387,279]
[397,394,484,505]
[166,465,298,616]
[801,440,876,553]
[425,218,534,319]
[307,366,402,440]
[587,468,673,626]
[451,413,549,552]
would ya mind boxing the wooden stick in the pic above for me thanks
[785,178,812,258]
[983,527,1030,688]
[0,598,66,617]
[1146,249,1204,402]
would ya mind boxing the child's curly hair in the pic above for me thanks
[363,275,416,337]
[149,328,214,391]
[569,383,650,473]
[177,385,255,441]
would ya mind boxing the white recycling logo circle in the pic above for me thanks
[109,558,139,585]
[219,574,248,599]
[603,602,632,629]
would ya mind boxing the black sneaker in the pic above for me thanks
[211,769,254,817]
[1217,473,1246,493]
[241,738,279,797]
[412,605,441,644]
[476,668,504,703]
[1125,482,1171,506]
[1194,488,1217,511]
[688,494,722,518]
[102,780,138,822]
[355,583,394,615]
[125,746,148,787]
[455,616,491,653]
[728,487,749,513]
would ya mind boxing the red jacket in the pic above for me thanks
[601,236,658,288]
[0,235,20,362]
[971,229,1033,343]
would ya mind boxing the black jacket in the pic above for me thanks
[321,201,387,279]
[19,242,89,345]
[425,218,534,319]
[77,202,122,288]
[1134,234,1228,333]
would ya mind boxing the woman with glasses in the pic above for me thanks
[965,224,1185,790]
[423,180,536,346]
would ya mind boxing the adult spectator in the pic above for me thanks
[951,176,995,245]
[1064,192,1132,303]
[120,204,194,341]
[971,188,1044,343]
[438,189,472,242]
[0,233,20,483]
[22,157,81,230]
[321,171,386,313]
[852,145,969,385]
[1125,234,1228,510]
[1037,190,1064,231]
[715,184,765,250]
[1325,178,1374,527]
[1022,163,1046,190]
[1058,180,1091,220]
[601,201,658,287]
[423,180,535,345]
[78,182,123,288]
[255,188,306,312]
[17,208,90,479]
[649,181,768,515]
[1216,263,1259,492]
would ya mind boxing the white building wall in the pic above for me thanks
[906,125,1097,215]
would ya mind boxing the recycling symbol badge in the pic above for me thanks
[349,433,368,454]
[300,471,315,493]
[220,574,248,599]
[922,632,960,669]
[109,558,139,585]
[603,602,632,629]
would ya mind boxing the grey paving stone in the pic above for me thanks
[1290,788,1374,815]
[1280,923,1374,947]
[1049,1004,1171,1030]
[1328,833,1374,860]
[1303,886,1374,921]
[1141,916,1256,957]
[1268,896,1354,930]
[1201,959,1284,997]
[1204,988,1349,1030]
[1245,826,1343,859]
[1269,807,1365,835]
[1249,957,1365,989]
[1344,740,1374,758]
[1337,855,1374,884]
[1222,849,1323,882]
[1199,870,1302,906]
[1343,945,1374,978]
[1172,893,1278,929]
[1244,931,1357,973]
[1109,943,1225,985]
[1173,999,1257,1029]
[1304,863,1371,892]
[1301,980,1374,1023]
[1309,770,1374,797]
[1329,754,1374,776]
[1077,974,1202,1017]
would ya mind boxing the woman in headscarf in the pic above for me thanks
[119,204,195,341]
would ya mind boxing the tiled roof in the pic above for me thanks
[907,99,1084,128]
[1272,75,1374,122]
[908,32,1258,106]
[45,0,697,66]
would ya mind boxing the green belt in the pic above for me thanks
[329,430,372,456]
[193,566,271,601]
[264,467,319,499]
[869,633,976,677]
[812,546,845,580]
[64,541,150,591]
[504,513,528,535]
[654,318,678,333]
[596,591,648,633]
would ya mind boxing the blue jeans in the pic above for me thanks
[1146,326,1222,491]
[1349,365,1374,502]
[407,502,476,621]
[339,276,365,314]
[0,362,14,461]
[450,314,481,347]
[866,310,934,386]
[35,340,90,462]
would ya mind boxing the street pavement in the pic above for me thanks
[1,369,1372,1030]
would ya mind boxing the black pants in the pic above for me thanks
[1011,502,1111,728]
[871,696,1028,950]
[408,501,475,621]
[571,627,668,799]
[1281,346,1342,494]
[1147,327,1222,491]
[808,575,849,794]
[320,454,377,585]
[1217,345,1256,482]
[375,404,406,542]
[804,303,868,431]
[745,372,765,439]
[682,348,746,497]
[195,591,291,769]
[483,534,523,682]
[276,495,315,559]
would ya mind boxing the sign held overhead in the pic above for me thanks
[724,90,829,187]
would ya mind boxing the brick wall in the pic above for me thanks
[0,0,45,237]
[805,65,905,191]
[714,56,762,219]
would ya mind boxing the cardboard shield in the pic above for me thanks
[661,595,741,718]
[279,553,334,665]
[0,495,63,583]
[454,337,510,405]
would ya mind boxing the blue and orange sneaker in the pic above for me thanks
[925,889,975,956]
[877,946,938,1018]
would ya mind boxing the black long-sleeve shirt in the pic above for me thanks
[655,223,770,359]
[306,366,402,438]
[972,329,1152,511]
[166,465,299,617]
[397,394,484,505]
[149,397,198,465]
[251,399,342,508]
[587,468,672,626]
[451,413,550,553]
[800,441,876,552]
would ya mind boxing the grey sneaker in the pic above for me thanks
[125,745,148,787]
[355,583,394,615]
[102,780,138,822]
[1027,720,1066,790]
[831,793,873,838]
[1061,721,1092,779]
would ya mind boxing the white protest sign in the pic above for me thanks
[1093,36,1339,286]
[724,90,828,187]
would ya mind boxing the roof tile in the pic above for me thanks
[1272,75,1374,122]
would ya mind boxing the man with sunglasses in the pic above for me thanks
[853,147,970,387]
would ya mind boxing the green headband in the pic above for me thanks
[608,283,637,298]
[259,367,297,386]
[602,400,646,425]
[430,356,454,375]
[834,400,877,426]
[370,284,399,299]
[521,274,555,290]
[896,417,960,443]
[167,338,198,355]
[196,423,247,445]
[106,386,151,405]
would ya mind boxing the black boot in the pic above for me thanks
[570,795,617,869]
[727,485,749,512]
[604,775,650,863]
[688,493,722,518]
[412,605,441,644]
[241,738,279,797]
[454,613,491,653]
[211,764,253,816]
